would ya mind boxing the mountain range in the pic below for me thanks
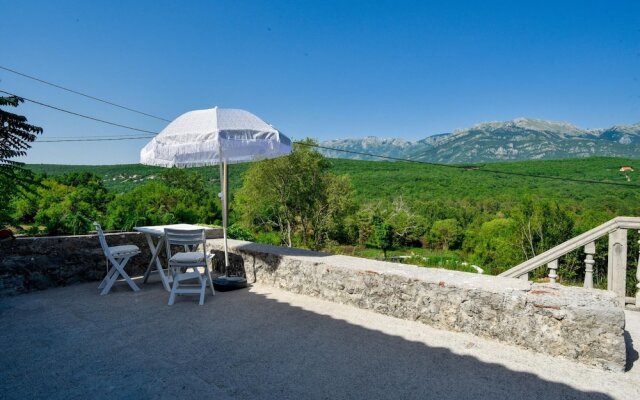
[318,118,640,163]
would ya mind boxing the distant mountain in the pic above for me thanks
[319,117,640,163]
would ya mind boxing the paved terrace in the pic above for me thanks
[1,277,639,400]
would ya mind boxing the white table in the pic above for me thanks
[134,224,215,292]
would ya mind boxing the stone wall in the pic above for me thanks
[0,233,152,296]
[0,229,223,296]
[0,234,627,370]
[207,239,627,371]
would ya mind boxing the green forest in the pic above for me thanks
[3,144,640,294]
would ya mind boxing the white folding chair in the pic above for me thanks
[94,222,141,295]
[164,228,215,305]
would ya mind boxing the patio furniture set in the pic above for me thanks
[94,222,216,305]
[93,107,292,305]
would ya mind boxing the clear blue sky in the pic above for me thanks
[3,0,640,164]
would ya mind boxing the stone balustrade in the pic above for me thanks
[500,217,640,306]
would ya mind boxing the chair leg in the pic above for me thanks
[205,265,215,296]
[100,267,121,295]
[117,256,140,292]
[98,266,117,290]
[100,257,140,295]
[168,281,178,306]
[199,286,205,305]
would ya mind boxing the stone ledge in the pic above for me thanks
[0,229,223,296]
[207,239,626,371]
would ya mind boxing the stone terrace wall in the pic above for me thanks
[0,233,152,296]
[207,239,627,371]
[0,230,225,296]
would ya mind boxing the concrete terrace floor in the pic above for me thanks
[1,278,640,400]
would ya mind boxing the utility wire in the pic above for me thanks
[297,142,640,188]
[0,89,158,134]
[0,65,171,122]
[38,136,155,142]
[5,89,639,188]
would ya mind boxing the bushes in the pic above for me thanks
[11,170,220,235]
[105,171,219,231]
[12,172,110,235]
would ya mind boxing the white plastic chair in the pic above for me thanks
[164,228,215,305]
[94,222,141,295]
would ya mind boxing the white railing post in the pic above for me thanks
[608,228,627,301]
[548,259,558,284]
[584,241,595,289]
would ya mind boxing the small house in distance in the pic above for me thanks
[619,166,634,172]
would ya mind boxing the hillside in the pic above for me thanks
[26,156,640,218]
[319,117,640,163]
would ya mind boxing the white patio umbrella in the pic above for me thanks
[140,107,291,283]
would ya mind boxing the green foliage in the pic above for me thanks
[0,96,43,228]
[429,218,462,250]
[105,175,219,231]
[368,216,394,259]
[11,155,640,295]
[235,140,355,250]
[468,218,521,275]
[227,224,255,241]
[512,198,574,260]
[13,172,111,235]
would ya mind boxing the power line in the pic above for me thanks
[38,136,155,142]
[294,143,640,188]
[0,89,159,135]
[0,65,172,122]
[5,89,639,188]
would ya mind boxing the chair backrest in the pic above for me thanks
[94,222,111,256]
[164,228,206,259]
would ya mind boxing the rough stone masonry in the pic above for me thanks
[207,239,626,371]
[0,234,626,371]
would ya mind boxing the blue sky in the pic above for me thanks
[2,0,640,164]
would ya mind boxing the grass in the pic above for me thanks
[330,245,479,274]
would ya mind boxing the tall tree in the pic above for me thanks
[0,96,43,227]
[235,140,355,250]
[0,96,43,181]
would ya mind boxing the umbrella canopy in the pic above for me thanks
[141,107,291,167]
[140,107,292,281]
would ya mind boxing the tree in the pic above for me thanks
[386,197,427,247]
[512,198,574,259]
[235,140,355,250]
[429,218,462,250]
[16,172,112,235]
[469,217,522,274]
[105,177,219,231]
[369,216,394,259]
[0,96,43,228]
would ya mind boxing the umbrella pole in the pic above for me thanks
[222,160,230,276]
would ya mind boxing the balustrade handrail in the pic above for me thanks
[499,216,640,279]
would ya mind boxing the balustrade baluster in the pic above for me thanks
[608,228,627,301]
[584,242,595,289]
[548,259,558,284]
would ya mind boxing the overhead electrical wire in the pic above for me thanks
[37,136,155,142]
[2,87,639,189]
[0,65,171,122]
[295,142,640,188]
[0,89,159,135]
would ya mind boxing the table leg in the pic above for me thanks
[142,234,171,292]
